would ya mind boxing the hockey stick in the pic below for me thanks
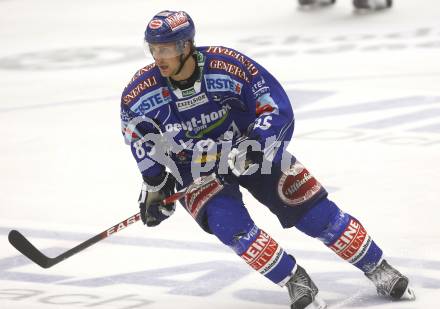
[8,188,187,269]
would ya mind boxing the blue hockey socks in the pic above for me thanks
[296,198,383,273]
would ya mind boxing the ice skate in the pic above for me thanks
[285,265,327,309]
[353,0,392,10]
[298,0,336,8]
[365,259,416,300]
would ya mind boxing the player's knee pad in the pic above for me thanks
[295,197,340,237]
[239,157,329,229]
[206,194,255,245]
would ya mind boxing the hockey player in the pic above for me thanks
[120,10,414,309]
[297,0,392,10]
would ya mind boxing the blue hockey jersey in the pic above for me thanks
[120,46,294,186]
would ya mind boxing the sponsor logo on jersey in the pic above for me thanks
[130,87,171,114]
[277,161,322,206]
[165,105,230,139]
[182,87,196,97]
[240,229,284,276]
[251,76,270,98]
[123,75,158,105]
[328,218,372,264]
[176,92,209,112]
[208,59,250,83]
[128,63,156,86]
[165,11,190,32]
[120,110,131,122]
[148,19,163,30]
[206,46,259,76]
[204,74,243,95]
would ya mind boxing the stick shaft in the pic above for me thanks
[8,184,190,268]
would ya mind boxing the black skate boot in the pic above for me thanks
[298,0,335,7]
[353,0,392,10]
[285,265,327,309]
[365,259,416,300]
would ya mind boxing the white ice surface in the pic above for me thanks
[1,0,439,308]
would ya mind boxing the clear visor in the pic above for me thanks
[143,41,185,60]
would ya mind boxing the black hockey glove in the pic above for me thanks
[138,171,176,227]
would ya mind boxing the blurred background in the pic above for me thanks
[1,1,439,308]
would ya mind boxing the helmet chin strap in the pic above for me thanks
[172,51,193,77]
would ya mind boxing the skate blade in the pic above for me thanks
[305,295,327,309]
[400,286,416,301]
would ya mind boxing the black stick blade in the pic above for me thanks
[8,230,54,268]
